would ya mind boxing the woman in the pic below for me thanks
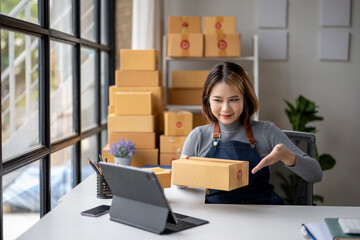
[181,62,323,204]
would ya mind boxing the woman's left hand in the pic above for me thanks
[251,144,296,174]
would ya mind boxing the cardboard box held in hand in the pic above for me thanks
[171,157,249,191]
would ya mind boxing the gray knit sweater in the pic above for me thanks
[181,120,323,182]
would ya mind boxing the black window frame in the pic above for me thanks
[0,0,115,239]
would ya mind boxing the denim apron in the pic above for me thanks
[205,122,284,204]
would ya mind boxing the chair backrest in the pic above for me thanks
[282,130,315,205]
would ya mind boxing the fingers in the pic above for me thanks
[180,154,189,159]
[251,151,278,174]
[252,144,286,174]
[251,157,269,174]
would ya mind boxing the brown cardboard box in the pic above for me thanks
[168,16,201,33]
[108,105,114,114]
[109,86,164,114]
[132,149,159,167]
[160,135,187,153]
[102,145,114,163]
[193,113,208,128]
[160,153,181,165]
[147,167,171,188]
[167,34,203,57]
[120,49,158,70]
[203,16,236,34]
[108,132,156,149]
[116,70,160,87]
[205,34,241,57]
[168,88,202,105]
[108,114,155,132]
[114,92,153,115]
[102,146,158,167]
[164,111,193,136]
[172,71,209,88]
[172,157,249,191]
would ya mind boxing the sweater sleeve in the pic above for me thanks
[181,127,201,157]
[264,122,323,183]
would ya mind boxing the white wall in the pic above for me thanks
[164,0,360,206]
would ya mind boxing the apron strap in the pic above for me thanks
[213,121,220,139]
[212,121,257,148]
[245,124,256,149]
[212,122,221,146]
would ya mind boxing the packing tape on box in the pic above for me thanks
[175,113,185,135]
[215,16,224,34]
[180,34,190,57]
[217,33,227,56]
[181,16,189,34]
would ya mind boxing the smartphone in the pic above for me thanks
[81,205,110,217]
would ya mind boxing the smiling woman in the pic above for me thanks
[202,62,258,127]
[209,82,244,125]
[181,62,323,205]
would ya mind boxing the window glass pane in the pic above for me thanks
[50,41,75,142]
[50,0,73,35]
[81,47,96,130]
[1,30,40,161]
[0,0,38,24]
[81,135,98,181]
[101,51,108,123]
[101,0,108,44]
[50,145,74,209]
[81,0,96,42]
[101,129,108,149]
[3,161,40,239]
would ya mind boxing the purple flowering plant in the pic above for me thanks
[107,138,136,158]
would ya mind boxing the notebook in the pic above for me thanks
[99,162,209,234]
[325,218,360,240]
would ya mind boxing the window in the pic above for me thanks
[50,0,73,34]
[81,0,96,42]
[81,47,96,131]
[101,51,108,123]
[0,0,39,24]
[50,41,75,142]
[1,30,40,161]
[1,0,114,238]
[81,135,98,181]
[2,161,41,239]
[50,145,74,209]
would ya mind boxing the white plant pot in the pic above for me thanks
[114,157,132,166]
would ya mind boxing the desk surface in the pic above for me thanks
[19,174,360,240]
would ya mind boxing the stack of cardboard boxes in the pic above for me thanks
[168,70,208,128]
[167,16,241,57]
[167,16,203,57]
[203,16,241,57]
[160,111,193,166]
[168,70,207,106]
[103,49,163,167]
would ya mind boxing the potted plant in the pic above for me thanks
[277,95,336,205]
[107,138,136,166]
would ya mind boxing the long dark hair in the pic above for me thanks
[202,62,258,126]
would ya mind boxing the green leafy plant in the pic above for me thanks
[277,95,336,205]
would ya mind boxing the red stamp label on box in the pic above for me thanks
[215,22,222,30]
[180,40,190,50]
[182,22,189,28]
[218,40,227,50]
[176,121,183,128]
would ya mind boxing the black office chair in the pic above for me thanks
[283,130,315,205]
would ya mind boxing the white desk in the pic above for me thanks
[18,174,360,240]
